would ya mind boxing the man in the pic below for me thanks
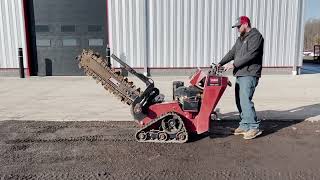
[218,16,264,140]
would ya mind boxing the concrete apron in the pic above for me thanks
[0,74,319,122]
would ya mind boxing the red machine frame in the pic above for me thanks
[138,68,229,134]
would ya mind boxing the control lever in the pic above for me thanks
[210,63,224,75]
[211,63,232,87]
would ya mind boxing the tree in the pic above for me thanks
[304,19,320,50]
[314,34,320,45]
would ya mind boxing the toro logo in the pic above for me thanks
[208,76,221,86]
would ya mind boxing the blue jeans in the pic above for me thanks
[235,76,260,131]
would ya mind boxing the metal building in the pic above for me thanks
[0,0,306,76]
[0,0,107,76]
[108,0,305,75]
[27,0,107,76]
[0,0,28,76]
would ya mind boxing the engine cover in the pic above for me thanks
[174,86,202,112]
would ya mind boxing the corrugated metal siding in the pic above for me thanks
[108,0,304,68]
[0,0,28,69]
[107,0,147,68]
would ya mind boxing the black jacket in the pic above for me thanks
[219,28,264,77]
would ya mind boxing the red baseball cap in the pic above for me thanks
[232,16,251,28]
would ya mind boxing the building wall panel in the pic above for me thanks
[0,0,28,69]
[108,0,305,70]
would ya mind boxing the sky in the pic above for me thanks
[305,0,320,20]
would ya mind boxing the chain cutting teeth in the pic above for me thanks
[76,49,141,105]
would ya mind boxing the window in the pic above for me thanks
[61,25,75,32]
[36,39,51,47]
[35,25,49,32]
[88,25,102,32]
[63,39,78,46]
[89,39,103,46]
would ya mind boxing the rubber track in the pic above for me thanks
[135,112,188,143]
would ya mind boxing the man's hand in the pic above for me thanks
[223,63,234,71]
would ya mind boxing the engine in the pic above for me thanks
[173,81,203,112]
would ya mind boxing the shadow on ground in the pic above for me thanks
[189,103,320,142]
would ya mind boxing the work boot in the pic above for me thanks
[243,129,263,140]
[233,128,248,135]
